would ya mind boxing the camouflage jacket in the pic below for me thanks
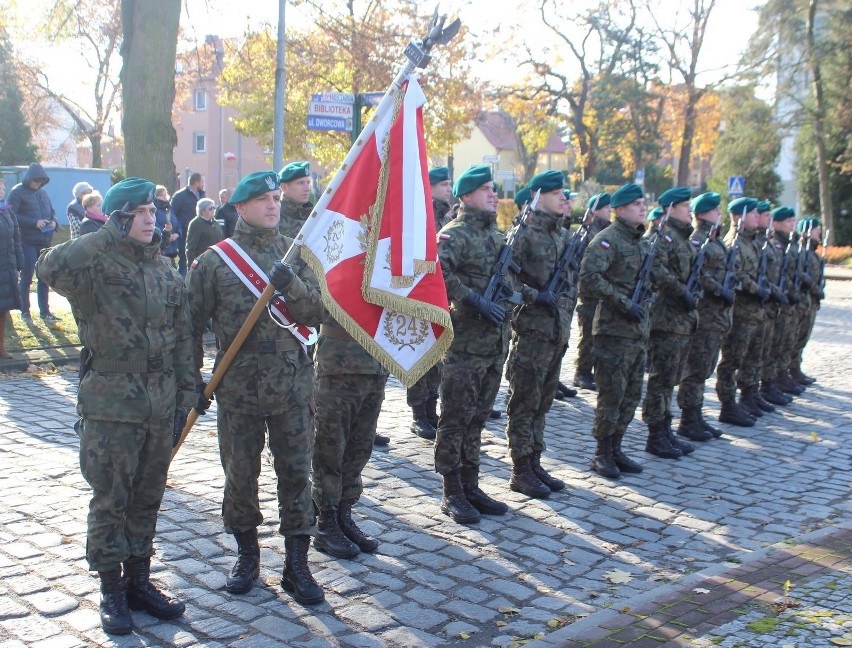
[279,196,314,239]
[726,227,763,305]
[575,216,611,307]
[186,218,323,415]
[433,198,453,232]
[314,311,388,378]
[693,218,732,333]
[579,216,651,341]
[771,231,799,303]
[437,203,512,356]
[649,218,698,335]
[37,220,195,423]
[805,240,822,303]
[511,208,574,344]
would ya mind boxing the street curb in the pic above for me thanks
[0,345,81,374]
[531,520,852,646]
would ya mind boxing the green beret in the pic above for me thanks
[611,183,643,208]
[453,164,492,198]
[588,192,611,210]
[728,197,758,214]
[691,192,721,215]
[756,200,772,213]
[528,170,564,193]
[102,177,156,214]
[658,186,691,207]
[797,216,820,232]
[428,166,450,184]
[278,161,310,184]
[647,206,664,221]
[231,171,280,204]
[771,206,795,222]
[514,187,531,208]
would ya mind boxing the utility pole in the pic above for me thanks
[272,0,286,172]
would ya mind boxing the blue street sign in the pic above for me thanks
[728,176,745,197]
[307,115,352,132]
[358,92,385,107]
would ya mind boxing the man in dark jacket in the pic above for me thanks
[8,163,57,322]
[170,172,205,275]
[215,188,239,238]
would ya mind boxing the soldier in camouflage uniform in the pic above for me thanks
[676,192,732,441]
[571,192,612,391]
[186,171,325,606]
[278,161,314,239]
[435,165,513,524]
[37,177,193,635]
[504,171,572,499]
[641,187,699,460]
[715,197,770,427]
[407,166,454,440]
[789,216,823,386]
[578,183,649,479]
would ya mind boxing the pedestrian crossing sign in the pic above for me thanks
[727,176,745,197]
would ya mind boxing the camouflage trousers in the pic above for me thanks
[761,304,790,380]
[677,325,726,410]
[312,373,388,510]
[217,407,316,537]
[406,362,441,408]
[574,300,597,374]
[435,340,509,475]
[505,332,568,460]
[77,417,171,572]
[716,300,764,402]
[591,335,646,440]
[643,331,692,426]
[791,299,818,371]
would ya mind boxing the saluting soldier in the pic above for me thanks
[676,192,731,441]
[434,164,512,524]
[278,161,314,238]
[572,192,612,391]
[789,216,823,386]
[37,178,193,635]
[186,171,326,605]
[578,183,649,479]
[641,187,699,460]
[504,171,572,499]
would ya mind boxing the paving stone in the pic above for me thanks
[23,590,78,616]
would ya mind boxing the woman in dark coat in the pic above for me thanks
[0,179,24,358]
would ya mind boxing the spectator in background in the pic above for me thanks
[0,178,24,358]
[170,172,205,275]
[154,185,181,263]
[185,197,223,268]
[8,163,57,322]
[79,191,107,235]
[67,181,93,239]
[215,188,238,238]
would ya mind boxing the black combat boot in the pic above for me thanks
[122,558,185,620]
[645,422,683,459]
[489,408,502,419]
[754,388,776,413]
[677,406,713,442]
[373,433,390,446]
[281,535,325,605]
[98,569,132,635]
[225,528,260,594]
[761,380,791,406]
[459,466,508,514]
[738,387,763,418]
[556,381,577,399]
[509,456,551,499]
[611,434,643,473]
[572,369,597,391]
[425,395,439,428]
[441,470,481,524]
[590,436,620,479]
[410,403,437,440]
[719,400,756,427]
[790,366,815,385]
[337,498,379,553]
[778,370,805,395]
[314,508,360,558]
[531,451,566,491]
[696,409,723,438]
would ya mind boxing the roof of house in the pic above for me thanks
[475,111,567,155]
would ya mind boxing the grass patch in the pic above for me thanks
[4,311,79,352]
[746,616,782,633]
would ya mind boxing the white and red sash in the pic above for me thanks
[211,239,318,348]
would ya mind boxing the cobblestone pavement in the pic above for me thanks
[0,279,850,648]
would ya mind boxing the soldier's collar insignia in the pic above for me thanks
[600,240,610,248]
[664,234,672,242]
[691,239,700,246]
[439,233,452,240]
[775,243,782,249]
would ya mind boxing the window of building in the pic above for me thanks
[194,90,207,111]
[194,132,207,153]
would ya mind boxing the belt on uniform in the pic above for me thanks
[226,338,304,353]
[90,356,172,373]
[319,323,353,341]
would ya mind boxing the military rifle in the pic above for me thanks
[684,216,721,305]
[799,220,815,290]
[792,220,812,294]
[720,207,747,298]
[755,225,773,303]
[542,194,600,305]
[818,228,830,297]
[778,234,793,298]
[482,189,540,309]
[630,205,671,309]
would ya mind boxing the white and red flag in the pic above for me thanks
[298,74,453,387]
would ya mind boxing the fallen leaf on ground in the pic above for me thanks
[458,632,470,639]
[495,621,507,627]
[811,431,821,442]
[693,588,710,594]
[829,638,852,646]
[498,606,520,614]
[547,619,560,628]
[604,569,632,584]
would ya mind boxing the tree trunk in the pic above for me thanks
[91,132,102,168]
[807,0,834,244]
[119,0,180,189]
[677,92,699,187]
